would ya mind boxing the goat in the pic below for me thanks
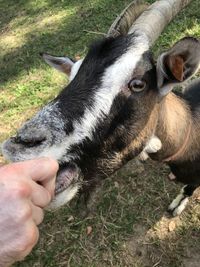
[2,0,198,217]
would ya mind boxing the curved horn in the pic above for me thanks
[107,0,149,37]
[128,0,193,46]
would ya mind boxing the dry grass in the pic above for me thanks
[1,0,200,266]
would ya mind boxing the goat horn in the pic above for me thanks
[128,0,193,46]
[107,0,149,37]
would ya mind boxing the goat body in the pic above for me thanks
[147,79,200,215]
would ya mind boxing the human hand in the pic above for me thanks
[0,158,58,267]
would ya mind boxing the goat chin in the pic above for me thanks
[46,184,80,211]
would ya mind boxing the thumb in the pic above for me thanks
[13,157,58,196]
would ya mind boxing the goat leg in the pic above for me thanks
[168,184,198,216]
[76,180,103,218]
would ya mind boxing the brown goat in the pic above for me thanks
[149,78,200,216]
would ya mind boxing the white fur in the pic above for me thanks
[69,59,84,81]
[168,186,189,216]
[47,184,79,210]
[39,144,75,162]
[139,151,149,161]
[172,197,189,216]
[168,192,185,211]
[145,136,162,153]
[139,135,162,161]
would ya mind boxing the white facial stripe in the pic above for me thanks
[38,36,149,161]
[102,36,149,91]
[69,59,84,81]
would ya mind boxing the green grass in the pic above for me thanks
[1,0,200,266]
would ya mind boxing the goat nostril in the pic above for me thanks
[13,136,23,144]
[13,135,46,147]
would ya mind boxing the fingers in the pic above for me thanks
[3,157,58,196]
[0,160,51,267]
[40,174,56,198]
[30,181,51,208]
[31,204,44,225]
[15,157,58,182]
[27,157,58,197]
[0,158,57,208]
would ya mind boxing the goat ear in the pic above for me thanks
[157,37,200,97]
[41,53,75,76]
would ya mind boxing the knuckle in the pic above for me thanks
[16,204,32,223]
[13,181,31,199]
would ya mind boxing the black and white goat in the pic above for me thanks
[2,0,199,216]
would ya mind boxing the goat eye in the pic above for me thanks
[128,79,146,92]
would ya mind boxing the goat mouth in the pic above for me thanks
[55,163,80,195]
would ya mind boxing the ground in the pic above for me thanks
[0,0,200,266]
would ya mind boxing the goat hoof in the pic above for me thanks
[138,151,149,161]
[168,196,189,217]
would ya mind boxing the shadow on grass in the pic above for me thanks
[0,0,130,86]
[1,0,200,87]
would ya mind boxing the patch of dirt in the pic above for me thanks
[183,251,200,267]
[119,215,183,267]
[122,224,151,267]
[147,215,182,240]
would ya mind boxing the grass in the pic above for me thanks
[0,0,200,266]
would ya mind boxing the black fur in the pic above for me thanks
[55,35,134,130]
[168,79,200,192]
[54,36,157,184]
[183,78,200,111]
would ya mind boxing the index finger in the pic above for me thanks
[7,158,58,195]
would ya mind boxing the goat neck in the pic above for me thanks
[152,92,193,162]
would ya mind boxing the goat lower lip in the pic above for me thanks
[55,164,79,195]
[55,178,71,194]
